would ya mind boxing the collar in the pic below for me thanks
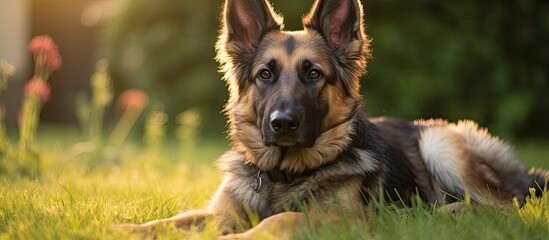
[252,169,315,192]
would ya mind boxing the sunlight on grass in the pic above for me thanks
[1,127,549,239]
[0,137,225,239]
[515,188,549,229]
[1,137,549,239]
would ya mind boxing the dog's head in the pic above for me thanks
[217,0,370,152]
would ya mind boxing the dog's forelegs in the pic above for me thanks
[117,209,213,234]
[118,182,248,236]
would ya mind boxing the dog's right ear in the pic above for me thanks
[217,0,282,96]
[221,0,282,53]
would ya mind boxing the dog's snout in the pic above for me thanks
[270,110,300,134]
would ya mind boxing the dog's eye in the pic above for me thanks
[307,70,321,80]
[258,69,272,81]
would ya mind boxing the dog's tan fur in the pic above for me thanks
[119,0,547,238]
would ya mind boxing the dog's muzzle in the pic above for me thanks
[270,110,300,135]
[263,108,301,146]
[262,96,316,147]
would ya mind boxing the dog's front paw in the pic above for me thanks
[115,223,156,235]
[217,233,249,240]
[217,231,287,240]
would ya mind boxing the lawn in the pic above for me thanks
[1,126,548,240]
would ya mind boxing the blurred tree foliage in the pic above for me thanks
[365,0,549,140]
[105,0,225,135]
[105,0,549,139]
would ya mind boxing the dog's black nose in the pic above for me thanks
[270,110,300,134]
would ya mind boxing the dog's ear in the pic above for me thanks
[221,0,283,53]
[303,0,365,50]
[217,0,283,96]
[303,0,370,96]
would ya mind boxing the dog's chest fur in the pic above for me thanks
[218,113,388,220]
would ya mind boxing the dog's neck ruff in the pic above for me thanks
[229,98,360,173]
[232,118,356,173]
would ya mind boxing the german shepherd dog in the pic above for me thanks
[121,0,548,238]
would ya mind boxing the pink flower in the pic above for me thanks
[45,50,62,70]
[24,77,51,103]
[28,35,62,71]
[118,89,149,110]
[29,35,58,54]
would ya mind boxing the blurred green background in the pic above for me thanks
[104,0,549,140]
[3,0,548,141]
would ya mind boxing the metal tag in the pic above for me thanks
[252,170,262,192]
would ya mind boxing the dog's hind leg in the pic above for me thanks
[418,121,532,205]
[418,124,475,203]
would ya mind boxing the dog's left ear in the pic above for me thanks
[303,0,365,50]
[303,0,370,95]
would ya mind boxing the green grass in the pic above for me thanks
[1,132,548,239]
